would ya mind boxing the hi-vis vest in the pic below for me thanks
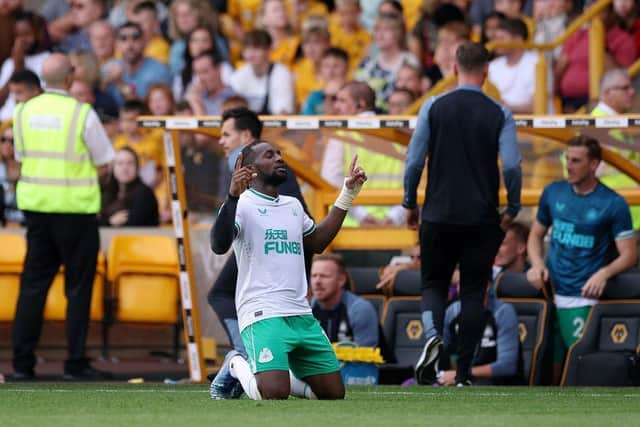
[591,105,640,230]
[341,135,404,225]
[14,92,100,214]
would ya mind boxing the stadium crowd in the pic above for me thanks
[1,0,639,224]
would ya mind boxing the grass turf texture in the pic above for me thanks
[1,384,639,427]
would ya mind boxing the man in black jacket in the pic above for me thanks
[403,42,522,386]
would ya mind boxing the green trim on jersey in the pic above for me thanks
[248,188,279,202]
[303,223,316,236]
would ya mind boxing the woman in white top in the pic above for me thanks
[0,11,51,121]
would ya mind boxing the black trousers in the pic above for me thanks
[420,221,504,381]
[12,211,99,374]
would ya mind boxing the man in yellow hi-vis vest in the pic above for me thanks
[321,81,405,226]
[11,54,114,381]
[590,68,639,230]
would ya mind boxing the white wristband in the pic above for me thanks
[334,178,363,211]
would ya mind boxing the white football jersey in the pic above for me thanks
[233,188,316,332]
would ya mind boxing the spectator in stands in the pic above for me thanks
[470,0,534,36]
[556,5,637,112]
[329,0,371,73]
[48,0,106,53]
[322,81,406,226]
[488,18,540,114]
[293,25,331,108]
[89,20,115,66]
[230,30,295,114]
[438,280,525,386]
[290,0,329,32]
[145,83,175,117]
[301,47,349,115]
[354,13,419,112]
[113,99,163,188]
[311,253,379,347]
[259,0,299,67]
[394,64,423,98]
[185,50,236,115]
[404,42,522,387]
[174,26,233,102]
[104,22,171,107]
[527,135,637,384]
[100,146,159,227]
[0,11,50,122]
[387,88,416,114]
[167,0,227,77]
[68,50,119,121]
[481,11,507,45]
[590,69,639,229]
[1,69,42,122]
[494,0,535,39]
[69,78,95,104]
[607,0,640,54]
[131,1,170,65]
[39,0,69,22]
[422,20,470,92]
[410,3,467,75]
[533,0,570,60]
[0,0,24,67]
[0,121,22,224]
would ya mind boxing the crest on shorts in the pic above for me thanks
[259,347,274,363]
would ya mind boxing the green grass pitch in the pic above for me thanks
[1,384,639,427]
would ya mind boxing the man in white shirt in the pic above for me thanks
[229,30,294,115]
[488,18,541,114]
[210,140,366,400]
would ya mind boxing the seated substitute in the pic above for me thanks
[311,253,379,347]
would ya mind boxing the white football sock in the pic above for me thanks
[289,372,317,400]
[229,355,262,400]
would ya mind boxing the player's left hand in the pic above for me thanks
[437,370,456,386]
[345,154,367,190]
[581,269,609,298]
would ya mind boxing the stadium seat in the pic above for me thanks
[0,234,26,321]
[382,297,424,368]
[561,271,640,386]
[495,272,552,385]
[347,266,386,317]
[390,270,421,297]
[106,235,181,358]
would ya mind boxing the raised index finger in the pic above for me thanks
[234,152,244,171]
[348,154,358,175]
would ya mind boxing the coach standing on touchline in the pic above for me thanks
[402,42,522,386]
[11,53,114,381]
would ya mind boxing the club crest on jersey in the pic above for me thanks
[259,347,274,363]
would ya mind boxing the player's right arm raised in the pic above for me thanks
[211,153,257,254]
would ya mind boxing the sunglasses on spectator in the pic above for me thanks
[118,32,142,41]
[1,136,13,144]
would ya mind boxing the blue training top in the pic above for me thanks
[537,180,634,297]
